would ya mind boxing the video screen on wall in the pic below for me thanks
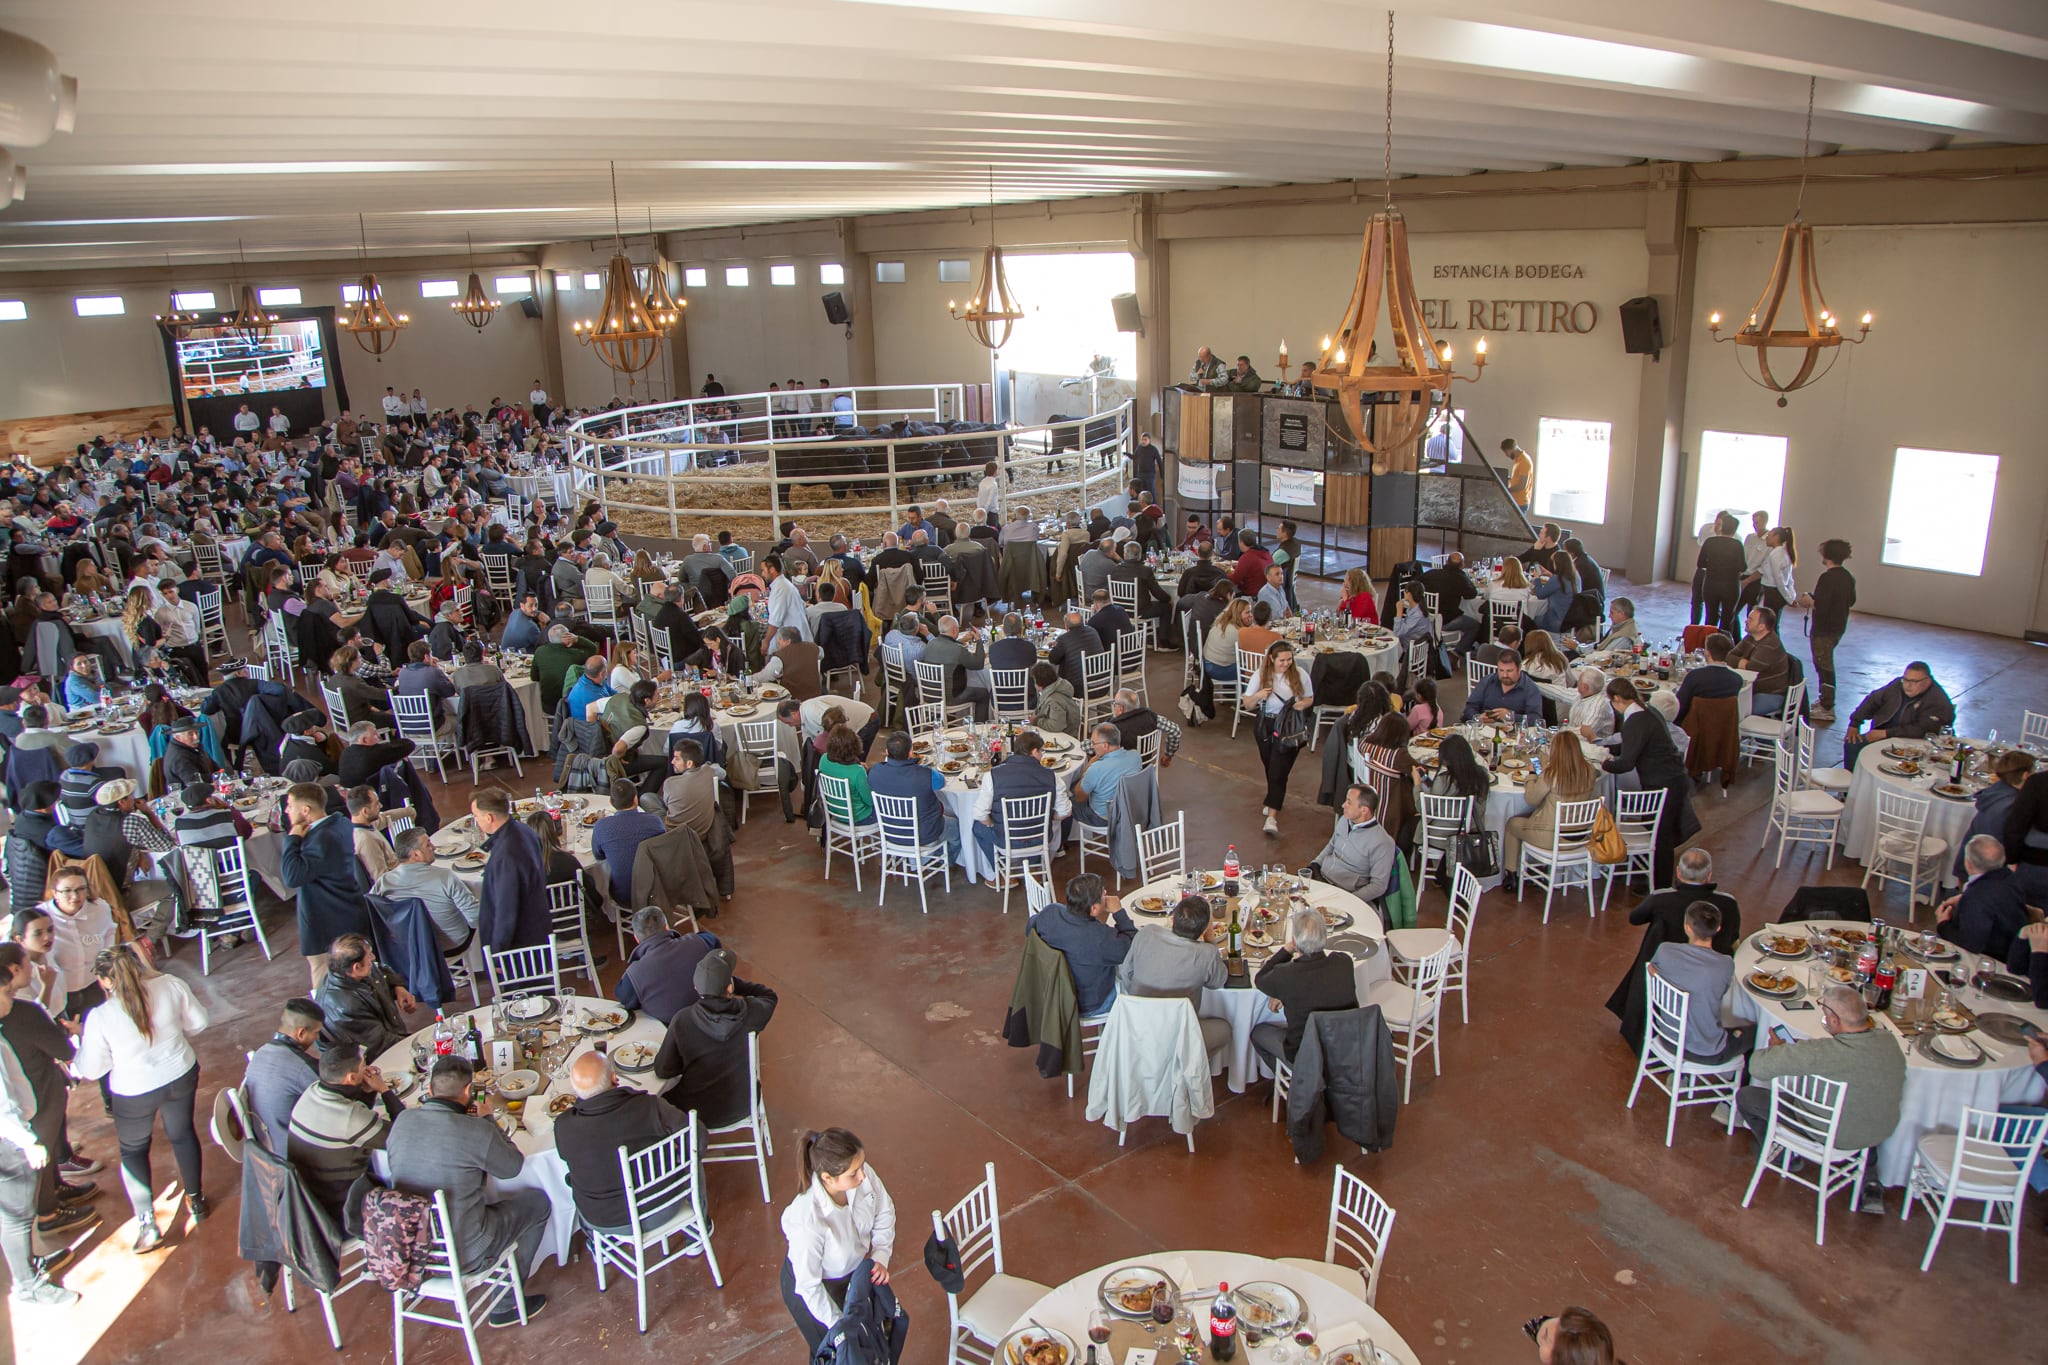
[174,319,330,400]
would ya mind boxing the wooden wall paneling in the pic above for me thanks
[1,405,177,465]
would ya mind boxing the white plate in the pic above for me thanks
[504,996,553,1021]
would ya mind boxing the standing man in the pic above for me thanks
[1502,437,1533,512]
[1806,539,1856,723]
[760,555,812,643]
[472,789,548,952]
[527,380,550,428]
[1130,432,1164,505]
[280,780,366,990]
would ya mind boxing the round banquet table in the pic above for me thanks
[70,613,134,669]
[931,725,1083,882]
[1120,872,1389,1094]
[1280,622,1400,682]
[370,995,671,1268]
[1837,736,1988,891]
[1725,920,2047,1187]
[1011,1249,1420,1365]
[1405,725,1616,892]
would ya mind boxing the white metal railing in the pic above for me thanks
[564,385,1132,541]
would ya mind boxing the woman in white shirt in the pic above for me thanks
[42,873,118,1017]
[72,947,210,1250]
[8,910,66,1017]
[1244,641,1315,837]
[779,1127,896,1354]
[1759,527,1799,614]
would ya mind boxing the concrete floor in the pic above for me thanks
[15,576,2045,1365]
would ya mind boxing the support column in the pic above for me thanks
[537,262,566,411]
[1624,166,1696,585]
[841,218,877,388]
[1130,195,1171,439]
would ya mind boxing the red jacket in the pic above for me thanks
[1230,547,1274,596]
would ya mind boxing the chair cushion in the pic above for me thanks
[1779,790,1843,815]
[1916,1133,2022,1195]
[1737,716,1785,737]
[1878,833,1947,860]
[1364,979,1420,1025]
[1384,927,1452,963]
[959,1272,1055,1342]
[1807,766,1853,790]
[1274,1256,1367,1297]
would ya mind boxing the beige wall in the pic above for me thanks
[0,258,552,426]
[1169,229,1649,569]
[1681,223,2048,638]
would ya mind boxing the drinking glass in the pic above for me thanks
[1087,1309,1112,1347]
[1293,1311,1317,1350]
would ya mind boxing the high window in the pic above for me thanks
[725,266,750,287]
[874,261,905,284]
[1532,417,1613,523]
[820,263,845,286]
[1883,447,1999,576]
[419,280,459,298]
[73,296,124,316]
[684,267,708,288]
[1692,430,1787,533]
[257,287,300,307]
[769,264,797,286]
[172,290,216,311]
[494,275,532,294]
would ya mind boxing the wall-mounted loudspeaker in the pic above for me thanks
[1618,296,1662,359]
[517,295,542,320]
[822,292,850,325]
[1110,292,1143,335]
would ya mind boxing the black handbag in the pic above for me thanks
[1274,704,1311,750]
[1451,828,1500,879]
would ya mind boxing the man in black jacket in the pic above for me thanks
[1044,609,1105,695]
[1806,538,1856,721]
[1695,512,1748,634]
[361,569,430,661]
[313,933,417,1059]
[652,949,777,1127]
[1177,543,1227,599]
[1420,553,1483,656]
[1602,678,1697,888]
[554,1051,689,1232]
[159,718,220,792]
[1842,661,1955,774]
[1603,848,1741,1049]
[335,721,415,787]
[1250,907,1358,1069]
[648,583,712,668]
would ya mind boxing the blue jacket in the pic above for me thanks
[866,757,947,844]
[367,892,458,1011]
[478,818,550,952]
[1528,573,1571,633]
[812,1258,908,1365]
[591,808,665,903]
[1029,903,1136,1017]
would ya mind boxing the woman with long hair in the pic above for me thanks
[120,586,161,666]
[72,945,210,1251]
[1527,551,1577,635]
[1496,556,1528,591]
[138,681,189,735]
[1533,1307,1617,1364]
[780,1127,896,1356]
[1405,676,1441,734]
[1246,640,1314,835]
[630,548,665,587]
[1359,710,1418,847]
[1503,729,1600,882]
[1343,679,1394,747]
[1339,567,1379,623]
[1521,630,1571,683]
[1759,526,1799,613]
[71,556,108,600]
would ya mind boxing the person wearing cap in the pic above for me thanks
[159,717,221,794]
[79,780,178,951]
[651,949,777,1128]
[172,782,251,853]
[55,744,120,829]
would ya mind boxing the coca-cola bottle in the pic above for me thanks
[1209,1283,1239,1362]
[432,1010,454,1056]
[1223,844,1241,896]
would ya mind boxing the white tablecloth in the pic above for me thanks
[1012,1249,1419,1365]
[1838,738,1982,890]
[371,995,670,1267]
[1404,726,1617,891]
[73,615,133,669]
[1122,874,1389,1094]
[939,728,1084,882]
[1725,921,2047,1186]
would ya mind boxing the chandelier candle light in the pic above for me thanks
[1706,77,1871,406]
[338,215,408,358]
[217,240,278,345]
[451,231,500,332]
[641,210,683,326]
[154,253,203,340]
[571,163,669,386]
[948,166,1024,350]
[1313,12,1486,470]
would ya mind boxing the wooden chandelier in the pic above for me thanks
[949,167,1023,350]
[339,217,408,358]
[572,250,666,382]
[1706,217,1870,406]
[451,233,499,332]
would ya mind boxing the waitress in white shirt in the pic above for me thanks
[71,947,210,1252]
[1759,526,1799,615]
[779,1127,897,1354]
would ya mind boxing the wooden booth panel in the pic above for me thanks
[1,405,177,466]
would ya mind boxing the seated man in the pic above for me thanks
[1595,596,1642,652]
[651,949,777,1128]
[1727,608,1790,715]
[1646,902,1752,1064]
[615,905,721,1021]
[313,932,417,1059]
[1566,667,1615,742]
[1110,689,1180,766]
[1737,984,1905,1204]
[971,729,1073,875]
[240,997,326,1157]
[1461,648,1544,725]
[864,730,961,863]
[1066,722,1141,832]
[552,1051,690,1236]
[1250,907,1357,1071]
[661,740,724,839]
[285,1041,395,1218]
[372,828,481,954]
[392,639,457,736]
[1673,632,1745,724]
[1115,894,1231,1066]
[590,778,666,906]
[1028,873,1134,1018]
[1843,660,1955,774]
[1308,783,1398,903]
[384,1056,549,1324]
[1935,835,2035,963]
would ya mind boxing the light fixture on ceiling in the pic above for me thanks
[222,239,278,344]
[0,149,22,205]
[1706,77,1870,407]
[948,166,1023,350]
[153,253,204,340]
[451,230,499,332]
[641,210,682,330]
[0,30,77,147]
[338,214,409,359]
[571,163,666,385]
[1313,12,1485,470]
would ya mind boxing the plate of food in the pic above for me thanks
[1825,929,1871,947]
[504,996,555,1022]
[945,741,972,754]
[231,794,265,810]
[1201,923,1227,945]
[1230,1281,1302,1335]
[1903,936,1958,961]
[456,850,488,867]
[1097,1266,1174,1318]
[613,1042,658,1073]
[1759,933,1810,959]
[1135,895,1169,915]
[1879,761,1922,777]
[940,760,965,774]
[1323,1343,1400,1365]
[546,1093,576,1118]
[725,703,758,718]
[1200,872,1224,890]
[996,1325,1073,1365]
[581,811,602,826]
[1931,782,1972,800]
[757,684,789,699]
[1317,907,1356,931]
[1747,969,1799,997]
[577,1007,628,1034]
[1826,964,1858,985]
[1882,743,1924,759]
[1931,1004,1975,1033]
[385,1068,417,1098]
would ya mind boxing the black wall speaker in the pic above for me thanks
[822,291,850,325]
[517,295,542,320]
[1110,292,1143,334]
[1619,296,1663,358]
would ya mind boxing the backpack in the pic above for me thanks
[360,1185,434,1291]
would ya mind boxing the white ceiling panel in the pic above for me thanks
[0,0,2037,268]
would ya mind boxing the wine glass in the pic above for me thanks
[1087,1309,1112,1348]
[1294,1310,1318,1352]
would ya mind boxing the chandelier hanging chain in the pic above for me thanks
[948,163,1025,349]
[1795,75,1815,218]
[1383,9,1394,209]
[611,160,623,246]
